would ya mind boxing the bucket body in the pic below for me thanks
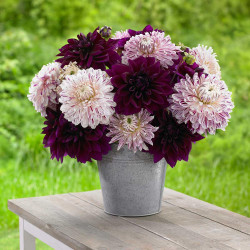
[97,144,166,216]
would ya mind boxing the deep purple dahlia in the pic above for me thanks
[42,107,111,163]
[56,27,120,70]
[167,51,204,86]
[127,24,163,37]
[107,56,173,115]
[148,110,204,167]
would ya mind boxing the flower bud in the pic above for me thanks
[100,26,112,38]
[183,52,196,65]
[179,42,187,51]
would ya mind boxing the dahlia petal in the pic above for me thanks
[108,64,129,76]
[153,152,164,163]
[95,54,109,62]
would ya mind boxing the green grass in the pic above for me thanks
[0,229,52,249]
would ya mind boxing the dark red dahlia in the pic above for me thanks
[107,56,173,115]
[56,27,120,70]
[42,107,111,163]
[147,110,204,167]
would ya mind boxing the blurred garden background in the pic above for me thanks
[0,0,250,248]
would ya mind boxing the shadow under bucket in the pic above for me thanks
[97,144,167,217]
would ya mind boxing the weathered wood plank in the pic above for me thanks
[72,190,245,250]
[9,188,250,250]
[8,194,184,250]
[9,197,90,250]
[162,188,250,235]
[71,190,103,207]
[159,202,250,250]
[51,194,184,249]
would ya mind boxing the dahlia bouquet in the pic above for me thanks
[28,25,234,167]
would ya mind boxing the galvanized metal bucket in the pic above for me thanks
[97,144,167,216]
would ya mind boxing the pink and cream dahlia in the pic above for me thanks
[169,73,234,135]
[190,45,221,76]
[107,109,158,153]
[28,62,61,117]
[59,68,116,129]
[113,30,130,40]
[122,31,180,68]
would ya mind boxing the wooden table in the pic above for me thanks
[8,188,250,250]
